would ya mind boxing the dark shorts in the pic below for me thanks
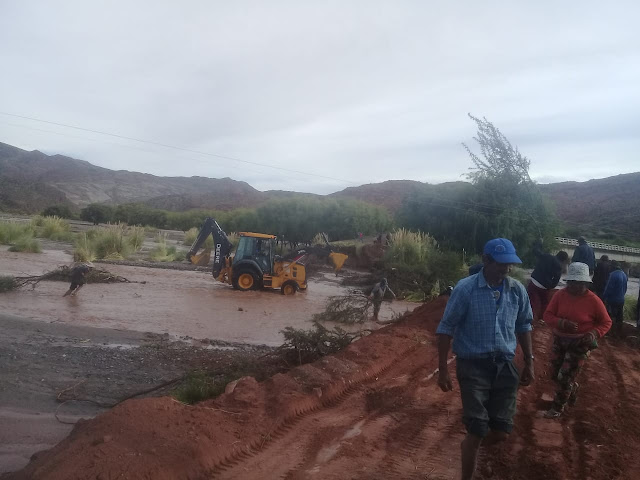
[456,357,520,438]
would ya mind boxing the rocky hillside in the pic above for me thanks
[0,142,265,212]
[539,172,640,240]
[2,142,639,242]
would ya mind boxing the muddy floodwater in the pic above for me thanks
[0,248,417,346]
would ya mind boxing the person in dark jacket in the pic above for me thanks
[527,250,569,321]
[572,237,596,274]
[63,263,94,297]
[591,255,611,298]
[602,261,628,338]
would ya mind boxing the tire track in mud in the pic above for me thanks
[212,344,460,480]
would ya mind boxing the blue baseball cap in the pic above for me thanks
[483,238,522,264]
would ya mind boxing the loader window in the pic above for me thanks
[233,236,256,264]
[255,239,272,274]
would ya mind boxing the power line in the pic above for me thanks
[0,111,355,185]
[0,120,320,187]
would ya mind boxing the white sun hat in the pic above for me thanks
[565,262,592,282]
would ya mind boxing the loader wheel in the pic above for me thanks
[281,281,297,296]
[237,273,257,291]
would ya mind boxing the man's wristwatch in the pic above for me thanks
[525,354,535,362]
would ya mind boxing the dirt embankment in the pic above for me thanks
[6,296,640,480]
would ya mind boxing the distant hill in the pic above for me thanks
[539,173,640,241]
[0,142,266,212]
[1,141,639,242]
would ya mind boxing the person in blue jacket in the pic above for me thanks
[571,237,596,275]
[602,261,628,338]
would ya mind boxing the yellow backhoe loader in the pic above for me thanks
[186,218,347,295]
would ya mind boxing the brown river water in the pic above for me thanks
[0,247,416,346]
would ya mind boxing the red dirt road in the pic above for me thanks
[6,297,640,480]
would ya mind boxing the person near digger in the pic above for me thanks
[368,278,396,321]
[436,238,534,480]
[602,260,628,338]
[543,262,611,418]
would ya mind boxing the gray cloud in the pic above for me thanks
[1,1,638,194]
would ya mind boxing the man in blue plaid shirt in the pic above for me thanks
[436,238,534,480]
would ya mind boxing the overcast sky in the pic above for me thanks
[1,1,638,194]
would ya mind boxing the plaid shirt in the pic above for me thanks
[436,270,533,360]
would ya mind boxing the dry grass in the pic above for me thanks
[31,216,74,241]
[8,236,42,253]
[73,224,143,261]
[0,221,34,245]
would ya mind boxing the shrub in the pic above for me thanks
[0,221,34,244]
[172,370,226,404]
[280,322,361,365]
[0,276,18,293]
[8,236,42,253]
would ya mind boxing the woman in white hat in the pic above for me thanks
[542,262,612,418]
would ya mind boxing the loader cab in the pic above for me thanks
[232,232,276,274]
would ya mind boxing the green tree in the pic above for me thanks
[397,115,559,264]
[42,205,75,219]
[80,204,114,225]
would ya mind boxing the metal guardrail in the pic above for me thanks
[556,237,640,254]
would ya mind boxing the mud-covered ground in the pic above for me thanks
[0,314,275,473]
[6,297,640,480]
[0,245,415,474]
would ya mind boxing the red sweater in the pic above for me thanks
[544,289,612,338]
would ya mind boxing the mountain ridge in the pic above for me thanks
[1,142,639,241]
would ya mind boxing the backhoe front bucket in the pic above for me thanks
[190,248,211,266]
[328,252,348,272]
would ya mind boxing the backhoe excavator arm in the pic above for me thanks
[282,240,348,273]
[186,218,233,277]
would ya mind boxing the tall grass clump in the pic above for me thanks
[381,229,465,300]
[386,228,437,265]
[127,226,146,251]
[32,215,74,241]
[93,224,131,260]
[74,233,97,262]
[184,227,198,245]
[72,224,144,261]
[8,236,42,253]
[0,221,34,245]
[183,227,214,249]
[150,232,186,262]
